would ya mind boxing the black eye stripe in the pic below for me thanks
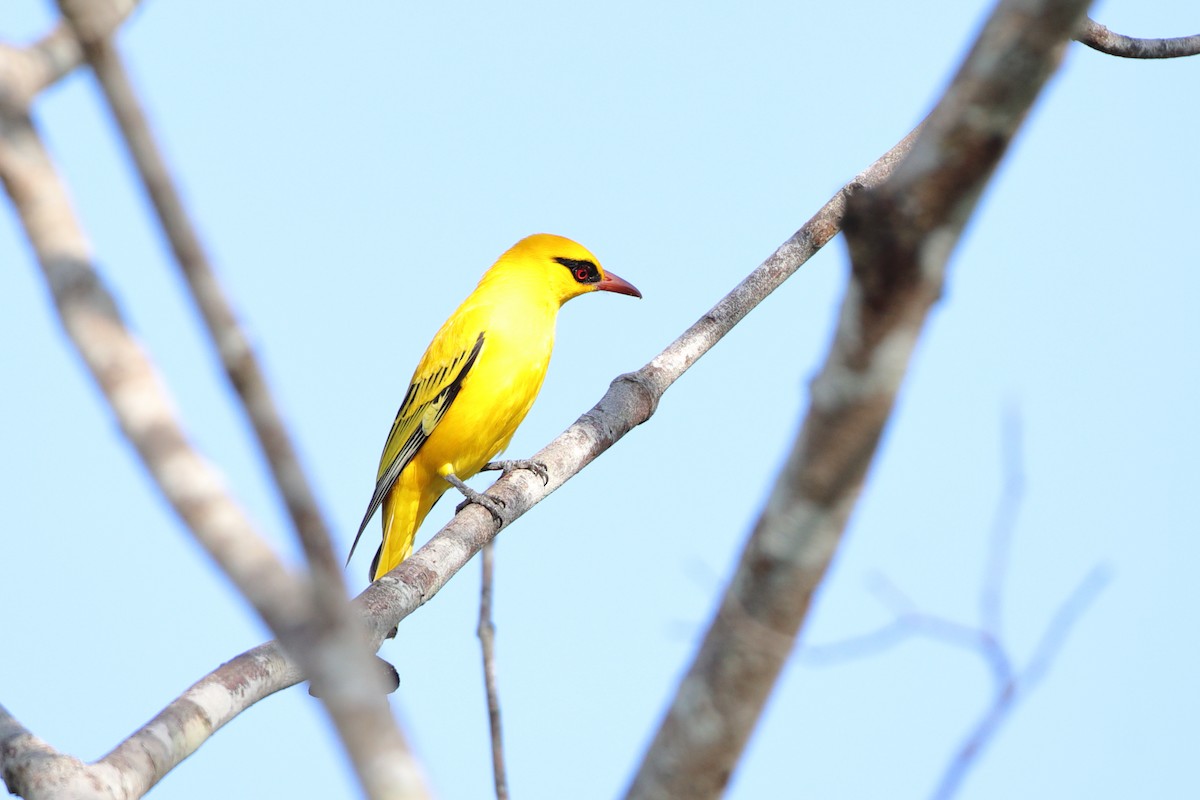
[554,256,601,284]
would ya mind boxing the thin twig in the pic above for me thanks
[478,542,510,800]
[1076,17,1200,58]
[931,566,1110,800]
[981,406,1025,650]
[800,408,1111,800]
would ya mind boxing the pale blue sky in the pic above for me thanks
[2,2,1197,799]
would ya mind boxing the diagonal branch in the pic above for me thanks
[62,104,925,796]
[54,2,343,590]
[0,89,424,800]
[10,4,421,796]
[1075,17,1200,59]
[624,0,1092,797]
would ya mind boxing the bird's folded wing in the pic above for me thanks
[347,331,486,564]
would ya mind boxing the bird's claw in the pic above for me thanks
[483,458,550,486]
[446,472,506,524]
[453,488,507,524]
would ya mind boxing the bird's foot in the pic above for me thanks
[482,458,550,486]
[447,473,507,525]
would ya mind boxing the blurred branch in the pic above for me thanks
[624,0,1091,797]
[800,412,1111,798]
[0,91,311,688]
[981,406,1024,646]
[932,566,1110,800]
[0,3,140,111]
[478,543,510,800]
[0,2,424,796]
[0,705,108,800]
[53,3,344,590]
[0,62,424,800]
[1076,17,1200,58]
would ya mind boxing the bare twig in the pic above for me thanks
[478,542,510,800]
[1076,17,1200,58]
[801,411,1110,799]
[802,575,1013,687]
[981,406,1024,647]
[932,566,1110,800]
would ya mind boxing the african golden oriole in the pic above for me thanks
[348,234,641,580]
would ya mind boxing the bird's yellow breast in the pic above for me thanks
[412,275,558,483]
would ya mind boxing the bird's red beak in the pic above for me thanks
[598,269,642,298]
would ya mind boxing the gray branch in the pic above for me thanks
[1076,17,1200,59]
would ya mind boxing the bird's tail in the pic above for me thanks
[372,473,445,581]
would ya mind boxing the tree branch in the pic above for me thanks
[0,88,425,800]
[801,411,1110,799]
[1075,17,1200,59]
[931,566,1109,800]
[478,543,509,800]
[33,104,923,795]
[624,0,1092,797]
[0,2,141,112]
[53,6,343,589]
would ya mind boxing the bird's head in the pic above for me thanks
[490,233,642,306]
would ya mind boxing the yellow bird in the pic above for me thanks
[349,233,641,581]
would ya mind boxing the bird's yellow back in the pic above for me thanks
[350,234,641,580]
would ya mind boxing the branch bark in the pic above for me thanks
[1075,17,1200,58]
[624,0,1091,797]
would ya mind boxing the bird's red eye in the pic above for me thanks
[555,256,599,284]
